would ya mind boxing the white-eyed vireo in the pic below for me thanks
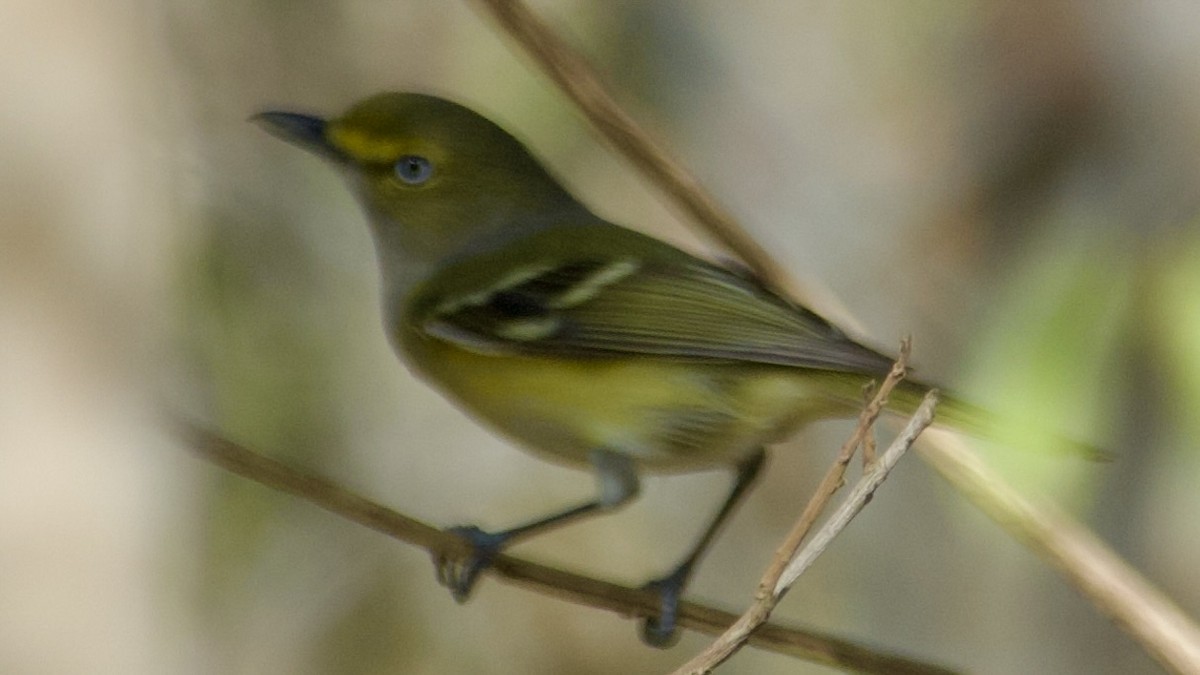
[255,93,988,645]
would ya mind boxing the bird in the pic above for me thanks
[255,92,1004,645]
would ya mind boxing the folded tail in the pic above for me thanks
[883,377,1109,462]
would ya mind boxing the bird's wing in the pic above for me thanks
[418,252,896,374]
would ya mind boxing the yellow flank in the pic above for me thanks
[411,338,861,471]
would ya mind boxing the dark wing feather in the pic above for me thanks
[423,258,896,374]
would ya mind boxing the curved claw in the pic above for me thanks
[639,572,686,648]
[434,525,510,602]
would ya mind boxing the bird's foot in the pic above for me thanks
[434,525,509,602]
[639,567,689,648]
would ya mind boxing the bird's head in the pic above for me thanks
[256,92,583,269]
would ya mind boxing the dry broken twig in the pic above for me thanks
[674,349,940,674]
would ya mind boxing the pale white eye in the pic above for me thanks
[394,155,433,185]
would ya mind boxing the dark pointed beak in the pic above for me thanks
[252,110,346,162]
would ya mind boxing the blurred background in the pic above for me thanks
[3,1,1200,673]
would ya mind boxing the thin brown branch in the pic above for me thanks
[777,390,936,593]
[467,2,1200,672]
[860,382,880,467]
[756,339,910,607]
[177,421,956,675]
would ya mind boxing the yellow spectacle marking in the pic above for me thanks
[327,126,412,163]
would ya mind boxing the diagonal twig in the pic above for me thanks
[471,0,793,296]
[673,350,939,674]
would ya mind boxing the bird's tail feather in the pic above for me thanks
[881,378,1109,461]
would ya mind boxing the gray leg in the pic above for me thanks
[435,449,639,600]
[641,449,767,647]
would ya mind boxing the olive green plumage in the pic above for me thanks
[256,92,1000,644]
